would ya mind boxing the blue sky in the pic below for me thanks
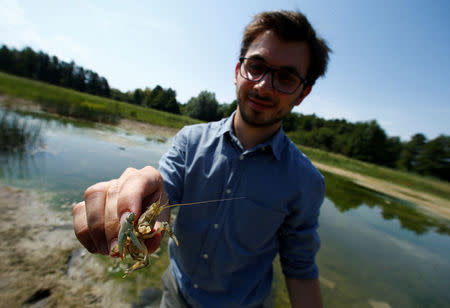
[1,0,449,141]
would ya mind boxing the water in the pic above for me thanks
[0,109,170,206]
[1,108,449,307]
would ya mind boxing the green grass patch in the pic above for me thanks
[298,144,450,201]
[0,71,200,128]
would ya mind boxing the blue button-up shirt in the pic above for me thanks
[158,113,325,308]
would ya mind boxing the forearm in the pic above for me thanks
[285,277,323,308]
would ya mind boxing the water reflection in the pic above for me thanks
[0,110,44,154]
[322,171,450,235]
[0,108,171,206]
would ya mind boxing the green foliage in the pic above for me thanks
[288,114,448,182]
[397,133,426,171]
[0,72,199,129]
[282,112,299,132]
[184,90,220,121]
[0,44,110,97]
[299,144,450,201]
[143,85,180,114]
[222,100,237,118]
[415,135,450,181]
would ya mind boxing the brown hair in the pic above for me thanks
[240,10,331,86]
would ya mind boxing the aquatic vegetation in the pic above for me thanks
[0,111,43,154]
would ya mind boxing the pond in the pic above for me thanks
[1,108,449,308]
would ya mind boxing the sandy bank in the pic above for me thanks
[0,185,128,307]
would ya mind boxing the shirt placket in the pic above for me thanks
[190,137,247,288]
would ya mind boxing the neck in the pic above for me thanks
[233,109,281,150]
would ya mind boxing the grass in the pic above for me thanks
[298,144,450,201]
[0,71,200,128]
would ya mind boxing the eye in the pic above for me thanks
[276,71,299,86]
[245,60,266,76]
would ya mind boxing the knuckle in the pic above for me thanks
[84,181,108,200]
[107,179,120,196]
[123,167,138,177]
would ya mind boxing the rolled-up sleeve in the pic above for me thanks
[158,127,188,204]
[279,174,325,279]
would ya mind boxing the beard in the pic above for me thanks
[237,95,291,128]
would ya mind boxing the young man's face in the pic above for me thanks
[234,30,312,128]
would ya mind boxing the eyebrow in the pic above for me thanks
[247,55,302,77]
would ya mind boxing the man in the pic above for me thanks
[74,10,330,308]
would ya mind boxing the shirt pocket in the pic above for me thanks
[228,199,286,254]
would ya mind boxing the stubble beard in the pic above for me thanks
[237,97,291,128]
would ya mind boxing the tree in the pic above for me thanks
[133,88,144,105]
[347,120,388,164]
[85,70,101,95]
[282,112,300,132]
[397,133,426,171]
[184,91,219,121]
[415,135,450,180]
[0,45,15,73]
[163,88,180,114]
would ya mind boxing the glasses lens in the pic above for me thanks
[273,70,301,94]
[241,59,266,81]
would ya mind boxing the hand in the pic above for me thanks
[73,166,169,256]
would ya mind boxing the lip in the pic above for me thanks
[247,96,274,111]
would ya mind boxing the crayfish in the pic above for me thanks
[114,196,244,278]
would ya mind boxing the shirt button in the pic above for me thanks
[214,224,219,229]
[226,189,232,194]
[193,284,199,289]
[239,154,244,160]
[203,253,209,259]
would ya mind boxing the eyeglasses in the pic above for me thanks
[239,57,307,94]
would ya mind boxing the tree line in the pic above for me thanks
[0,45,110,97]
[0,45,448,181]
[284,113,449,181]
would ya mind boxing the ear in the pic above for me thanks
[234,62,240,85]
[295,85,312,106]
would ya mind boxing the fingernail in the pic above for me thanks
[120,212,131,224]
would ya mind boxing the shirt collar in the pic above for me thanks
[218,111,286,160]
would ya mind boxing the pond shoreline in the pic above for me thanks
[1,96,449,307]
[1,94,449,221]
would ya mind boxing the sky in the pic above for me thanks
[1,0,449,141]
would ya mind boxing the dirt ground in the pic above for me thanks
[0,185,130,308]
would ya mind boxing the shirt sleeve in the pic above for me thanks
[158,126,188,204]
[278,173,325,279]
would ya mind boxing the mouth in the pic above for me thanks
[247,95,274,111]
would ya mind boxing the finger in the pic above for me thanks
[116,166,164,223]
[84,181,110,255]
[145,232,163,254]
[73,201,96,253]
[104,179,120,256]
